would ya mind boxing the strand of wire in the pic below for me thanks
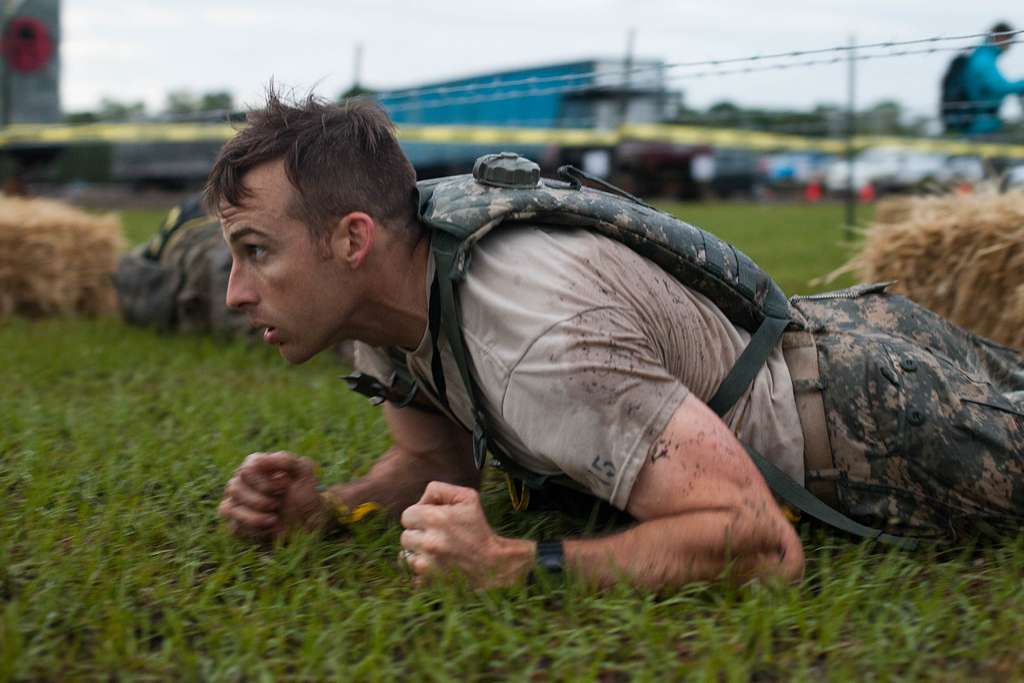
[384,39,1024,113]
[376,29,1020,102]
[391,109,932,133]
[399,116,996,136]
[139,100,1012,127]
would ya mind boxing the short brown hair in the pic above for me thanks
[204,88,419,242]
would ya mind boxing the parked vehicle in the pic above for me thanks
[824,147,956,194]
[759,152,835,188]
[1002,164,1024,192]
[706,147,761,198]
[945,155,986,184]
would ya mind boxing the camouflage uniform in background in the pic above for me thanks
[793,287,1024,540]
[114,196,247,337]
[113,196,355,362]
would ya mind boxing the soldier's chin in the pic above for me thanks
[278,342,316,365]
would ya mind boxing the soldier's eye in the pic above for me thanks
[245,244,267,260]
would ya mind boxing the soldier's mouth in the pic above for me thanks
[263,326,281,344]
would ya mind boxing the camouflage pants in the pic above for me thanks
[792,285,1024,541]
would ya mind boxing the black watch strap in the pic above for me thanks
[535,540,565,576]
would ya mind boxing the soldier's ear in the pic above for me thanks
[333,211,376,268]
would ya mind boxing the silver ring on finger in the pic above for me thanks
[399,548,417,569]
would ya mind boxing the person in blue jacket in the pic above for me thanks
[958,22,1024,135]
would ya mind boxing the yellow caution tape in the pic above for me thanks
[397,124,617,146]
[1,121,1022,157]
[0,122,238,145]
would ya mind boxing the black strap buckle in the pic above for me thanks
[472,425,488,470]
[343,372,389,406]
[343,372,418,408]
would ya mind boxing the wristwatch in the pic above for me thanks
[534,540,565,578]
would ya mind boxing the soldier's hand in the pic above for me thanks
[218,451,330,541]
[399,481,532,588]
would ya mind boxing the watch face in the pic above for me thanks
[536,541,565,574]
[538,558,564,574]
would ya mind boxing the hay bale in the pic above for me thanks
[0,196,124,319]
[873,197,915,225]
[844,191,1024,351]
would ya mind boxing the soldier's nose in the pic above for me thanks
[225,267,257,310]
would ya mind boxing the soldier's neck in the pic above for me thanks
[351,233,430,350]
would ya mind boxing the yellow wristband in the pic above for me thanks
[320,491,380,527]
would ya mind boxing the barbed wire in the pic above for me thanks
[376,29,1020,102]
[382,38,1024,114]
[47,30,1021,138]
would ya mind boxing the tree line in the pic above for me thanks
[66,88,991,138]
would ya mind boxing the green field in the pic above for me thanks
[2,203,1022,681]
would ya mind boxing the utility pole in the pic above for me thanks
[619,27,635,127]
[844,35,857,239]
[0,3,13,127]
[352,42,363,92]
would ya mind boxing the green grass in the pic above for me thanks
[664,202,862,295]
[2,203,1021,681]
[116,208,170,247]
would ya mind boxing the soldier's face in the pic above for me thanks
[220,160,354,364]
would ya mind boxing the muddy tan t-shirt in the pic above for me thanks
[355,225,804,510]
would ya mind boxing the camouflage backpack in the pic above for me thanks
[113,195,247,336]
[352,153,916,548]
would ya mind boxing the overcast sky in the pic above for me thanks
[61,0,1023,121]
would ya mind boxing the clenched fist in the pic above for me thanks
[399,481,535,588]
[218,451,330,541]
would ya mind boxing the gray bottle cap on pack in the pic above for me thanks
[472,152,541,189]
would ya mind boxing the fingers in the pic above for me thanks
[398,547,437,584]
[225,475,280,512]
[407,551,436,577]
[242,451,303,477]
[400,503,447,531]
[400,527,448,586]
[220,453,293,539]
[404,483,480,530]
[238,468,289,497]
[399,510,463,585]
[218,498,277,538]
[418,481,477,506]
[219,450,330,543]
[234,451,306,497]
[400,527,441,555]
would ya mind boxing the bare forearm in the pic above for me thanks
[329,445,480,517]
[561,510,804,589]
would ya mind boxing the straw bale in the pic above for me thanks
[0,196,124,319]
[873,197,915,225]
[844,191,1024,351]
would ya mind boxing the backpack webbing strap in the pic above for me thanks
[427,277,450,411]
[707,315,790,417]
[744,443,920,549]
[431,231,490,469]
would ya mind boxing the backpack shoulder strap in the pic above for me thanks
[744,443,921,549]
[707,314,791,416]
[431,229,491,469]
